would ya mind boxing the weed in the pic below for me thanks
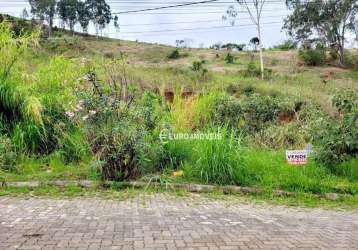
[224,53,235,64]
[0,135,17,171]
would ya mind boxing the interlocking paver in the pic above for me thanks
[0,194,357,249]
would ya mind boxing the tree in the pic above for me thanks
[28,0,57,37]
[210,42,223,50]
[57,0,79,32]
[114,15,120,31]
[222,43,246,51]
[22,8,29,19]
[85,0,112,37]
[249,37,260,51]
[224,0,267,80]
[77,1,91,32]
[175,38,193,48]
[284,0,357,66]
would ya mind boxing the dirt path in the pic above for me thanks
[0,194,357,249]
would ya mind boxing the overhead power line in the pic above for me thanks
[114,23,283,37]
[118,15,286,26]
[115,21,282,34]
[111,0,226,14]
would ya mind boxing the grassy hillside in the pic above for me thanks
[1,17,358,202]
[22,30,358,114]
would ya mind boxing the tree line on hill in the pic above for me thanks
[26,0,117,37]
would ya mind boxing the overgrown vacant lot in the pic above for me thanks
[1,19,358,204]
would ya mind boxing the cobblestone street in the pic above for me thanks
[1,194,357,250]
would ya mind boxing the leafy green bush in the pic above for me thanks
[311,114,358,168]
[241,94,281,131]
[243,62,273,79]
[82,94,155,181]
[0,135,17,171]
[90,113,146,181]
[242,85,256,96]
[225,83,240,95]
[79,78,166,180]
[332,88,358,113]
[298,46,326,66]
[208,93,300,134]
[191,60,206,71]
[343,50,358,70]
[167,49,180,59]
[224,53,235,64]
[211,95,243,128]
[225,84,256,96]
[311,89,358,168]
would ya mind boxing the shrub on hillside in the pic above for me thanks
[311,113,358,168]
[241,94,281,132]
[332,88,358,113]
[167,49,180,59]
[191,60,206,71]
[83,96,154,181]
[343,50,358,70]
[190,60,209,80]
[225,83,241,95]
[224,53,235,64]
[311,89,358,168]
[79,73,166,181]
[298,46,326,66]
[242,85,256,96]
[211,95,243,128]
[89,112,147,181]
[208,93,301,133]
[225,84,256,96]
[243,62,273,79]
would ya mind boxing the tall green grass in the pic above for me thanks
[164,131,358,194]
[190,128,242,185]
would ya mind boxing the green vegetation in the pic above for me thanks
[168,49,180,59]
[224,53,235,64]
[1,19,358,206]
[29,0,113,36]
[299,45,326,66]
[284,0,357,66]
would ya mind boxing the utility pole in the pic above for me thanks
[224,0,266,80]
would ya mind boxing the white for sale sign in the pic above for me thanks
[286,150,308,165]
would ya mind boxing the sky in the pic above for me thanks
[0,0,356,48]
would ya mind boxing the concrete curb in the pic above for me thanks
[1,180,346,201]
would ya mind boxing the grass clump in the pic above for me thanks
[190,129,242,185]
[0,135,17,171]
